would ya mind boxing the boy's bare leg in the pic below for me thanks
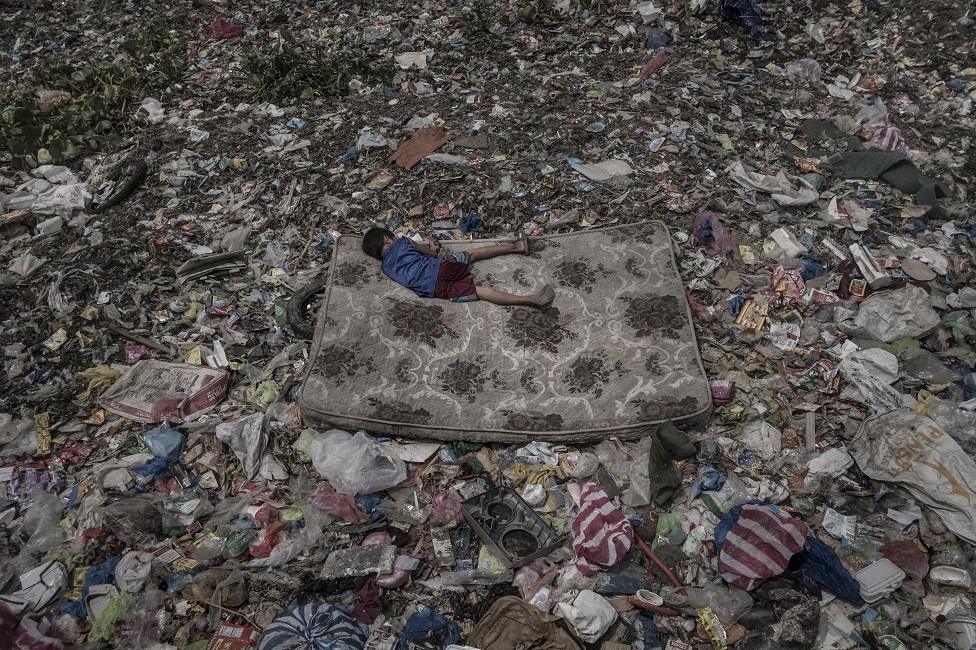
[467,239,527,263]
[476,285,554,306]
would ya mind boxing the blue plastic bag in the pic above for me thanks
[719,0,767,40]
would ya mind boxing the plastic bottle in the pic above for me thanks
[685,583,754,624]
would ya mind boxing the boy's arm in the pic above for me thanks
[410,238,441,257]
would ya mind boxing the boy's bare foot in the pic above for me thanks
[532,284,555,306]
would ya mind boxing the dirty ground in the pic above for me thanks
[1,0,975,648]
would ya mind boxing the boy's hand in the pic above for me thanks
[426,236,442,254]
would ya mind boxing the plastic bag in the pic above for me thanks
[563,451,599,479]
[652,512,685,549]
[693,212,733,256]
[362,532,412,588]
[851,410,976,545]
[310,483,367,523]
[0,413,37,458]
[426,490,463,528]
[311,430,406,495]
[292,428,319,460]
[916,396,976,455]
[622,437,653,507]
[186,568,247,608]
[554,590,617,643]
[784,58,822,84]
[14,487,65,571]
[102,495,162,546]
[249,521,288,559]
[142,427,184,460]
[246,505,322,568]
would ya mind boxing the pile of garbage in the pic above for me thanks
[2,0,975,648]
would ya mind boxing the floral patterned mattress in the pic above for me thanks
[299,222,711,442]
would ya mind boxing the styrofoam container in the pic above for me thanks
[946,619,976,650]
[856,558,906,603]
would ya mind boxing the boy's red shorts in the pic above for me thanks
[434,260,478,302]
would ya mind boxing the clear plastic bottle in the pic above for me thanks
[685,583,754,624]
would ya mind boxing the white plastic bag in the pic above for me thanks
[554,590,617,643]
[311,430,407,495]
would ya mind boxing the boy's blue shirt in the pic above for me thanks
[381,237,441,297]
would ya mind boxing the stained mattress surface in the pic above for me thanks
[299,221,711,442]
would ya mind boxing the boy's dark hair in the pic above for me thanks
[362,227,394,260]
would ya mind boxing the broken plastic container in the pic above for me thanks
[856,558,906,603]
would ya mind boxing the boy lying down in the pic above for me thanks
[362,227,555,307]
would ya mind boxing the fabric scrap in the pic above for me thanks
[644,432,682,507]
[571,483,634,576]
[693,212,733,257]
[825,150,948,216]
[638,52,671,79]
[208,18,243,39]
[352,578,382,624]
[788,536,864,606]
[259,602,368,650]
[398,606,461,650]
[715,502,809,591]
[858,124,908,153]
[467,596,582,650]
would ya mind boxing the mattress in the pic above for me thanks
[299,221,711,442]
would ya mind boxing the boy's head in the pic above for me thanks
[362,227,394,260]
